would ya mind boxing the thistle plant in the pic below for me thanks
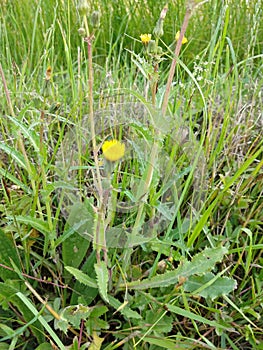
[76,1,107,265]
[76,1,129,269]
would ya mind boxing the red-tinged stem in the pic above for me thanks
[161,8,192,116]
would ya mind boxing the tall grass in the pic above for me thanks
[0,0,262,349]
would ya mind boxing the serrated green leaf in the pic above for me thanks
[59,305,91,329]
[126,246,228,290]
[55,316,68,334]
[107,295,142,319]
[65,266,97,289]
[70,252,98,306]
[90,305,108,318]
[94,262,109,303]
[87,316,109,333]
[86,306,109,335]
[184,272,237,300]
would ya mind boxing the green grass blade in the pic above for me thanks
[16,292,65,350]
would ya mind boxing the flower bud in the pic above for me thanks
[78,27,86,37]
[147,40,157,54]
[91,10,100,28]
[42,80,52,98]
[153,18,164,38]
[77,0,89,16]
[157,46,163,54]
[42,66,52,98]
[152,4,168,38]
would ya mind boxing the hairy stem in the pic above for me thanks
[83,17,107,264]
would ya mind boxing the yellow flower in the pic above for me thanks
[102,139,125,162]
[140,33,152,45]
[175,31,188,44]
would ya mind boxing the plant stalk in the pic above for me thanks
[161,7,192,116]
[83,16,107,264]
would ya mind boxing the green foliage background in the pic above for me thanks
[0,0,262,349]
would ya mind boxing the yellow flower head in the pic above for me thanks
[140,33,152,45]
[102,139,125,162]
[175,31,188,44]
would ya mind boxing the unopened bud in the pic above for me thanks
[77,0,89,16]
[147,40,157,54]
[153,4,168,38]
[153,18,164,38]
[42,80,52,98]
[157,46,163,54]
[42,66,53,98]
[78,27,86,37]
[91,11,100,28]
